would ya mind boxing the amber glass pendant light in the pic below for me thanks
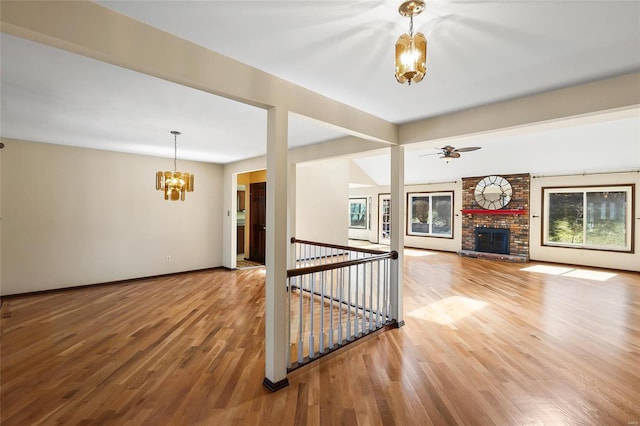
[395,0,427,85]
[155,130,194,201]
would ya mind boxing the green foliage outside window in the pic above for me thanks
[546,188,629,251]
[548,193,584,244]
[409,193,452,237]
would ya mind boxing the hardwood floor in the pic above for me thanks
[1,252,639,425]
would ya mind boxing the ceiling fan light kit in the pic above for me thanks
[441,153,458,164]
[395,0,427,85]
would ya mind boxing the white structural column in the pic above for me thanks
[389,145,405,327]
[263,106,289,391]
[287,163,297,269]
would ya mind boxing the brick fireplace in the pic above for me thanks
[460,173,530,261]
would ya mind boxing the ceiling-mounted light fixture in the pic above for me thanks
[156,130,194,201]
[441,154,454,164]
[395,0,427,85]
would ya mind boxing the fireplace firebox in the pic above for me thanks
[475,227,510,255]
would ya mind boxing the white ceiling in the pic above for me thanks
[0,33,348,163]
[1,1,640,177]
[354,114,640,186]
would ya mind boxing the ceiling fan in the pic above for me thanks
[420,145,481,162]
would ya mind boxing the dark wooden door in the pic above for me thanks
[237,225,245,254]
[249,182,266,263]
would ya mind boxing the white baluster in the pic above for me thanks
[297,275,304,364]
[376,260,381,328]
[309,273,315,358]
[329,265,334,349]
[319,271,325,354]
[338,267,343,344]
[346,266,352,341]
[362,260,367,334]
[354,261,359,338]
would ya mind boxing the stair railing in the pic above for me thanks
[287,238,398,370]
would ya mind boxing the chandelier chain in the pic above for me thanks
[174,133,177,172]
[409,14,414,37]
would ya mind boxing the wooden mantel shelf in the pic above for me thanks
[461,209,527,215]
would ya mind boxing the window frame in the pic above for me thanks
[378,193,391,243]
[542,184,634,253]
[406,191,454,238]
[348,197,368,229]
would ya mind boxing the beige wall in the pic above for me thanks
[1,139,224,296]
[295,160,349,246]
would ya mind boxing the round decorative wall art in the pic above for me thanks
[474,175,513,210]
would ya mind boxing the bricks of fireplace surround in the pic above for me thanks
[461,173,531,258]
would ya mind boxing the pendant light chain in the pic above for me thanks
[174,132,177,172]
[409,14,414,37]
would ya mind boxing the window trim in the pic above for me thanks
[542,184,635,253]
[406,191,454,239]
[348,197,368,229]
[378,193,391,243]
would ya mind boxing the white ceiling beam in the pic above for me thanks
[400,72,640,145]
[0,0,398,145]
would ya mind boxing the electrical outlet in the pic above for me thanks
[166,255,171,262]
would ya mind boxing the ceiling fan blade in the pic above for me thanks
[418,152,439,157]
[450,152,461,158]
[454,146,481,153]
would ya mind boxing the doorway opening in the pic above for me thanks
[249,182,266,263]
[236,170,267,265]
